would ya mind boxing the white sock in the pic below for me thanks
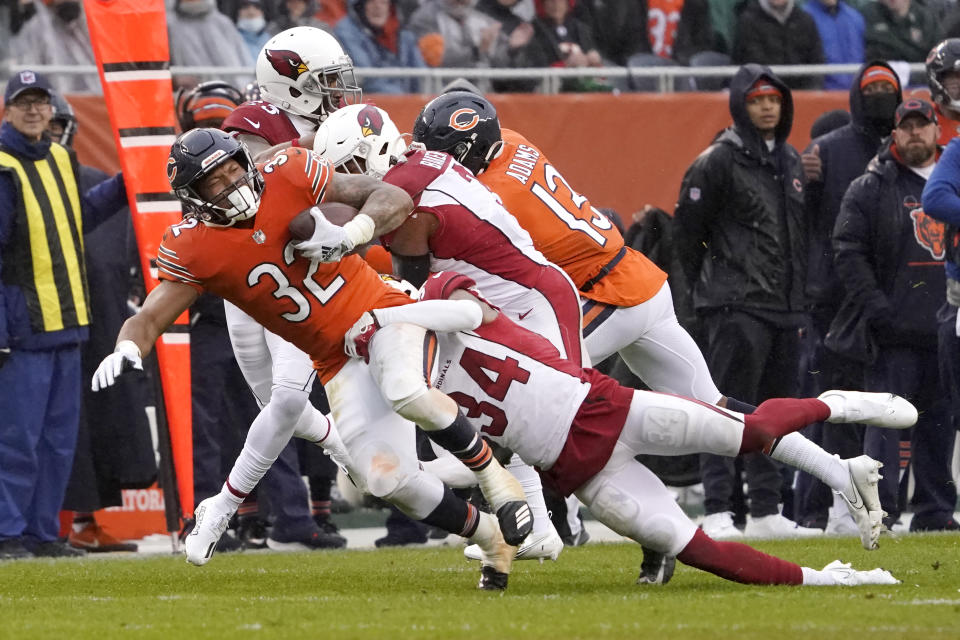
[225,445,274,500]
[422,449,478,489]
[506,454,551,535]
[293,406,330,443]
[769,433,847,491]
[800,566,835,586]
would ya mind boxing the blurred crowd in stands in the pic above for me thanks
[8,0,960,93]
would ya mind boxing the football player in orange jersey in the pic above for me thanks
[927,39,960,144]
[406,91,894,572]
[91,129,531,589]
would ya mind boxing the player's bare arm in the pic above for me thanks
[91,280,199,391]
[325,172,414,236]
[118,280,199,356]
[388,210,437,286]
[296,174,415,262]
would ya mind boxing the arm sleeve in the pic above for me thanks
[922,139,960,226]
[373,299,483,333]
[82,172,128,232]
[832,177,890,314]
[672,149,723,288]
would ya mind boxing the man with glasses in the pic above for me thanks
[0,71,127,560]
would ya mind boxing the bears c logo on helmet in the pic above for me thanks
[265,49,309,81]
[357,105,384,137]
[448,108,480,131]
[167,156,177,182]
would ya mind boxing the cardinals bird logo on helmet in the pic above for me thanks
[265,49,309,81]
[358,104,384,137]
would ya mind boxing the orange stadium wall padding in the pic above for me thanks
[72,91,850,218]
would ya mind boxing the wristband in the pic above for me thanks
[343,213,376,248]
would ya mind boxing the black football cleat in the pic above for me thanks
[478,565,509,591]
[636,546,676,585]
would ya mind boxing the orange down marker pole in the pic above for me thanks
[84,0,194,522]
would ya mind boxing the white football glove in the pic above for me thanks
[294,207,375,263]
[92,340,143,391]
[343,311,381,363]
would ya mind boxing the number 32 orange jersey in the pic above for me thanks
[157,147,411,384]
[480,129,667,307]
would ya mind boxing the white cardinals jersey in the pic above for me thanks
[432,316,587,471]
[383,149,584,366]
[420,271,635,496]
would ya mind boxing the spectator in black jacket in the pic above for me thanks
[525,0,605,91]
[733,0,826,89]
[831,99,950,530]
[674,64,818,541]
[794,61,902,533]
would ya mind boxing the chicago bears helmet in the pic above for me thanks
[175,80,244,132]
[255,27,361,122]
[411,92,502,175]
[167,128,264,226]
[313,104,406,178]
[927,39,960,111]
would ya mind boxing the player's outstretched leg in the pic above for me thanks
[368,323,531,546]
[737,397,898,550]
[575,449,900,587]
[677,529,899,586]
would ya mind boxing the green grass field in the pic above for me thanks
[2,534,959,640]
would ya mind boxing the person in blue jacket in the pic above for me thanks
[919,121,960,532]
[0,71,127,559]
[335,0,426,94]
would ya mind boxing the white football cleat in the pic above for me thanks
[185,496,235,566]
[464,524,563,563]
[836,455,886,550]
[821,560,900,586]
[701,512,744,540]
[474,462,532,546]
[744,513,822,539]
[819,391,918,429]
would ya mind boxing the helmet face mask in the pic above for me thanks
[411,93,502,175]
[168,129,264,226]
[927,39,960,112]
[256,27,362,122]
[313,104,406,178]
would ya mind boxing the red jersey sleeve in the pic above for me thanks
[382,149,450,202]
[157,218,205,293]
[222,101,300,146]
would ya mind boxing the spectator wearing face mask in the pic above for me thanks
[335,0,426,94]
[11,0,101,94]
[233,0,275,63]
